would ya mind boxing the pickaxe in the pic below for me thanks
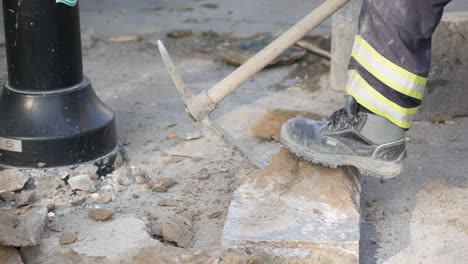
[158,0,350,167]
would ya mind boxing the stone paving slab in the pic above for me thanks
[222,149,361,263]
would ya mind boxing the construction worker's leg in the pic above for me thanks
[280,0,452,178]
[347,0,452,129]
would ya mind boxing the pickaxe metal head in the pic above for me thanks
[157,40,216,121]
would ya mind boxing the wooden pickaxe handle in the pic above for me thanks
[206,0,350,104]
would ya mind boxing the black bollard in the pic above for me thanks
[0,0,120,172]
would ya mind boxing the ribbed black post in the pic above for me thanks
[0,0,120,172]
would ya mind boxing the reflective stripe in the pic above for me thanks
[346,70,417,129]
[352,35,427,100]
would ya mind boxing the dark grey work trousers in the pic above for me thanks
[346,0,452,128]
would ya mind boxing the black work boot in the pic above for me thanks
[280,96,407,177]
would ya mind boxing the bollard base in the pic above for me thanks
[0,77,120,172]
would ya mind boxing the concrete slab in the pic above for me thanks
[222,149,360,263]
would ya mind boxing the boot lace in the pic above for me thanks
[324,108,362,131]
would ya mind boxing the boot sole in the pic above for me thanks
[280,125,404,178]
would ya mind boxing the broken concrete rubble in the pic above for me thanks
[162,215,194,248]
[149,220,163,237]
[111,166,132,186]
[70,165,99,180]
[67,175,96,192]
[88,208,113,221]
[0,246,24,264]
[15,191,37,207]
[0,207,48,247]
[0,169,30,192]
[151,177,175,193]
[70,197,86,207]
[222,149,360,263]
[93,192,113,204]
[59,232,77,245]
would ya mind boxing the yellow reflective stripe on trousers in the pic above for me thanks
[346,70,417,129]
[351,35,427,100]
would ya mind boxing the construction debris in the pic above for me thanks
[70,197,86,207]
[93,192,113,204]
[112,167,132,187]
[70,165,99,180]
[150,177,175,193]
[0,246,23,264]
[0,207,48,247]
[68,175,96,192]
[162,215,193,248]
[15,191,37,207]
[88,208,114,221]
[0,169,30,192]
[59,232,77,245]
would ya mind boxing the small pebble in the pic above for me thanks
[59,232,77,245]
[88,208,113,221]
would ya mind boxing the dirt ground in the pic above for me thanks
[0,0,467,263]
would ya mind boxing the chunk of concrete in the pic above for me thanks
[162,215,193,248]
[0,246,24,264]
[222,149,360,263]
[15,190,38,207]
[418,12,468,120]
[88,208,113,221]
[0,207,48,247]
[70,165,99,180]
[111,166,132,186]
[21,215,162,264]
[0,169,30,192]
[68,175,96,192]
